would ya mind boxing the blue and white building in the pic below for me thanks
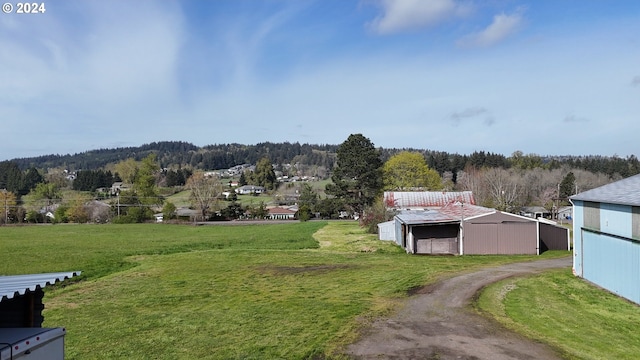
[571,174,640,305]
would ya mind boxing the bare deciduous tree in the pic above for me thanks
[187,172,223,220]
[483,168,521,212]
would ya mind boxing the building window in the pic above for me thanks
[633,207,640,240]
[583,201,600,230]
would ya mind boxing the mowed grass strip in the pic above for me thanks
[0,222,322,278]
[476,268,640,360]
[3,221,566,359]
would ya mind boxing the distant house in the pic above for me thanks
[384,191,475,211]
[176,208,201,221]
[557,206,572,221]
[236,185,265,195]
[571,174,640,305]
[111,182,132,195]
[520,206,551,219]
[268,207,296,220]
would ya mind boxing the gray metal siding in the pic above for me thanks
[417,239,458,254]
[633,207,640,240]
[377,221,396,241]
[584,201,600,230]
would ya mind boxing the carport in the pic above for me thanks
[395,210,461,255]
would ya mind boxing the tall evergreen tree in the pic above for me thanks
[326,134,383,215]
[250,157,277,190]
[559,172,576,199]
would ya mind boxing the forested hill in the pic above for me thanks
[9,141,339,171]
[7,141,640,179]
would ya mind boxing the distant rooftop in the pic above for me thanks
[384,191,475,209]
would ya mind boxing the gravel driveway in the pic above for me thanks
[345,256,572,360]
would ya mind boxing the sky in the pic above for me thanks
[1,0,639,161]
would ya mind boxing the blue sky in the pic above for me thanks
[1,0,639,161]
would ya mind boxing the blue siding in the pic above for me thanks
[600,203,632,238]
[573,200,640,304]
[582,230,640,304]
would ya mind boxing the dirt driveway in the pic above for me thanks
[345,256,572,360]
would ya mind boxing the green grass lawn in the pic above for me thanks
[1,222,573,359]
[476,268,640,360]
[165,189,192,208]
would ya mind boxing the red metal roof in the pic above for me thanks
[268,207,296,215]
[384,191,475,209]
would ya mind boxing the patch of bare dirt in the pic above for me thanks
[344,257,572,360]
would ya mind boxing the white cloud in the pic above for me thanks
[457,9,524,47]
[368,0,471,34]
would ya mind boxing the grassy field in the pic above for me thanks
[165,179,333,209]
[477,268,640,360]
[3,221,569,359]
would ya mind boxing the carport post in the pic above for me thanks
[536,219,540,255]
[459,202,464,255]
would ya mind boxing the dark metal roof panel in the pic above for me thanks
[570,174,640,206]
[0,271,81,303]
[395,210,456,224]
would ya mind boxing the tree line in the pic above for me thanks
[2,135,639,226]
[7,141,640,181]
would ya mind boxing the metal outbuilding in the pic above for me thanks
[393,203,569,255]
[395,210,462,254]
[377,220,396,241]
[571,173,640,305]
[0,271,80,360]
[463,212,540,255]
[0,271,81,328]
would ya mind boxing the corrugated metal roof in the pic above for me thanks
[395,210,457,225]
[570,174,640,206]
[439,202,495,219]
[384,191,475,209]
[0,271,81,303]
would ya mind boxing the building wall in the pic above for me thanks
[539,223,570,251]
[573,199,640,304]
[378,221,396,241]
[581,229,640,304]
[394,221,405,248]
[463,212,538,255]
[0,290,45,328]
